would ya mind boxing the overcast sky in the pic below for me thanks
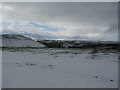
[1,0,120,2]
[0,2,118,41]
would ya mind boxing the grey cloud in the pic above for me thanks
[2,2,118,41]
[2,0,120,2]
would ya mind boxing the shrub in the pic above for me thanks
[91,48,98,54]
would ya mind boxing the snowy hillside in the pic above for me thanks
[1,34,45,48]
[1,34,118,88]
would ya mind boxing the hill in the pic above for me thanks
[1,34,45,48]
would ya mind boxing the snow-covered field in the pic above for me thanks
[2,48,118,88]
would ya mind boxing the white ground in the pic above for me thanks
[2,48,118,88]
[0,48,2,89]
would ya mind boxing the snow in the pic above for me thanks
[0,35,2,89]
[0,48,2,89]
[2,48,118,88]
[1,34,45,47]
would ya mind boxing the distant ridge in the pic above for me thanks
[37,39,118,48]
[0,34,119,48]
